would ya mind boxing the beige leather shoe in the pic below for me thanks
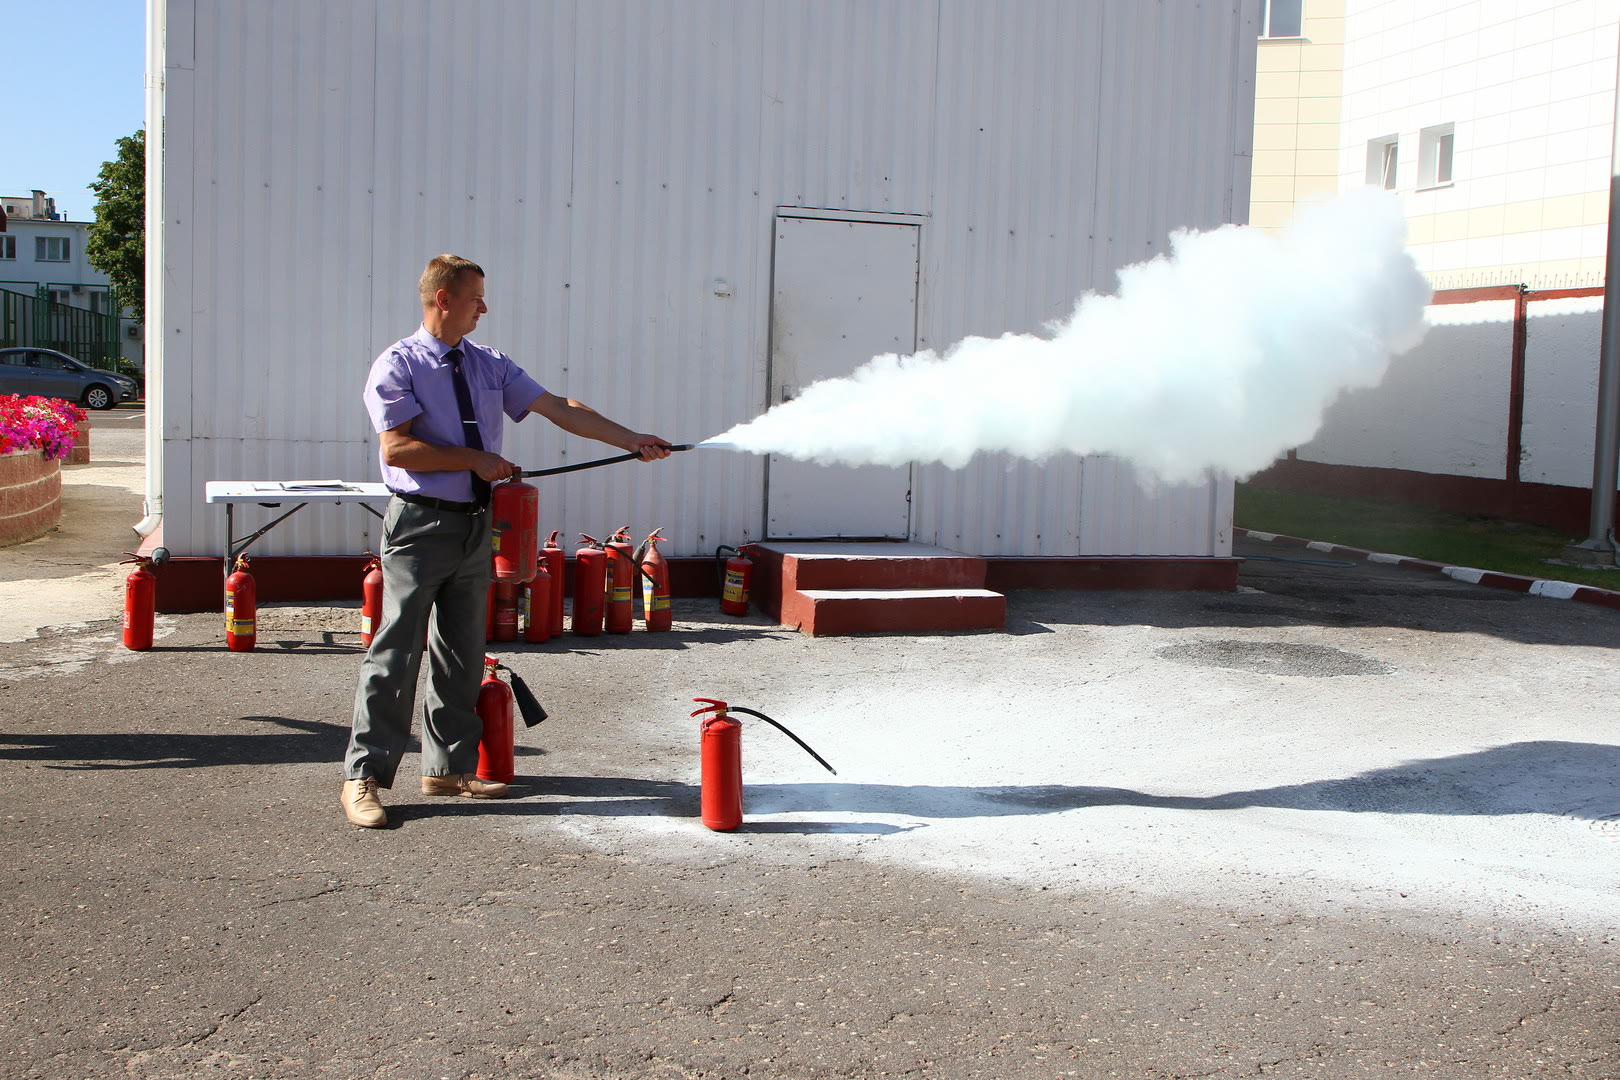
[341,777,387,828]
[421,773,510,799]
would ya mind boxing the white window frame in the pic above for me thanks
[36,236,71,262]
[0,235,14,260]
[1418,123,1455,190]
[1261,0,1304,39]
[1366,135,1399,190]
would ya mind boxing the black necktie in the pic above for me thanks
[445,347,490,506]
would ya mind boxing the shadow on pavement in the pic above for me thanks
[4,722,1614,825]
[396,740,1620,827]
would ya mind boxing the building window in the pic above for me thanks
[0,236,14,260]
[36,236,71,262]
[1418,124,1455,189]
[1366,135,1399,190]
[1261,0,1303,38]
[88,291,109,314]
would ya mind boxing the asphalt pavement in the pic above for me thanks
[2,412,1618,1080]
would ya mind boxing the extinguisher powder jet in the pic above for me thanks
[697,189,1433,485]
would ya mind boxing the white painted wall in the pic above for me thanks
[1522,294,1606,489]
[1292,293,1616,497]
[155,0,1259,561]
[1297,300,1516,479]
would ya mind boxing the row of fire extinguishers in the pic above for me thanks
[118,474,760,652]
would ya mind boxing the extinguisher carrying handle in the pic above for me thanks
[520,444,694,480]
[690,699,837,775]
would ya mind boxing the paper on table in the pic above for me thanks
[280,480,351,491]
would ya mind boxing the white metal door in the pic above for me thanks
[767,213,919,538]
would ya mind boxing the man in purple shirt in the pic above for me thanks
[341,254,669,829]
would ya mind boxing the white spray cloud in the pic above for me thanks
[709,188,1432,483]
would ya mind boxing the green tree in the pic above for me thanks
[86,128,146,321]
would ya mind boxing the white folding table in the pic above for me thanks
[203,480,393,572]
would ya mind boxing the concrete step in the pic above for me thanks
[780,587,1007,636]
[756,541,989,589]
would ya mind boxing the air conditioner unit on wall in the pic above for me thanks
[127,325,141,339]
[71,284,83,294]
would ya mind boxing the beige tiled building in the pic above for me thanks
[1252,0,1617,291]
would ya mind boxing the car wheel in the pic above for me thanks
[84,385,114,410]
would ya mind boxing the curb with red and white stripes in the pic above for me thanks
[1235,528,1620,612]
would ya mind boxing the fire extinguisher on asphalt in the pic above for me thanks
[542,531,566,637]
[638,528,672,631]
[476,655,515,784]
[120,547,166,651]
[521,558,552,643]
[605,526,635,634]
[360,552,383,648]
[572,534,607,635]
[225,554,257,651]
[476,654,550,785]
[493,582,519,641]
[689,698,837,831]
[717,544,754,616]
[484,571,497,642]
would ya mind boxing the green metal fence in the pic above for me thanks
[0,285,123,371]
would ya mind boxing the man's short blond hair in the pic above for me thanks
[419,255,484,307]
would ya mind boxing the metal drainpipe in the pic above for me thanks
[134,0,165,538]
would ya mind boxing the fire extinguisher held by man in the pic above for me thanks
[341,254,672,830]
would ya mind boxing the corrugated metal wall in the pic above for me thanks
[158,0,1257,560]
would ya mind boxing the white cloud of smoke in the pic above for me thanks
[708,188,1432,484]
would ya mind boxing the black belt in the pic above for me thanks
[391,491,486,514]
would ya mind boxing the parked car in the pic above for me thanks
[0,347,140,410]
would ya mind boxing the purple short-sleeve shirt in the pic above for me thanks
[363,326,546,502]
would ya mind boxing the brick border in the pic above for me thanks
[1236,528,1620,612]
[0,450,62,546]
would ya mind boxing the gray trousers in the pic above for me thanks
[344,497,491,787]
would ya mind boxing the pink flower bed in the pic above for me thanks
[0,395,86,462]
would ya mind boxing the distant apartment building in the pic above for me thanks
[1252,0,1618,290]
[1,189,142,369]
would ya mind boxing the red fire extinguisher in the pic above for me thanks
[475,654,515,784]
[490,479,539,583]
[493,581,519,641]
[717,544,754,616]
[485,573,496,642]
[605,526,635,634]
[225,554,257,651]
[639,528,672,631]
[572,534,606,635]
[121,549,163,651]
[542,531,566,637]
[521,559,552,643]
[360,552,383,648]
[690,698,837,831]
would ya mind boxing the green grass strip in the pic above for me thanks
[1236,484,1620,592]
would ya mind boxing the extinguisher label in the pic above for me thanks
[723,570,746,603]
[361,615,373,635]
[492,531,503,553]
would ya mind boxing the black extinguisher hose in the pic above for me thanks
[521,444,695,479]
[497,663,550,728]
[727,706,838,775]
